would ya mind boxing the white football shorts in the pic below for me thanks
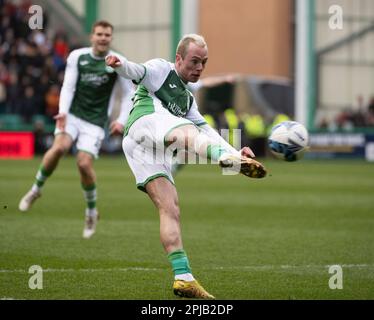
[123,112,194,192]
[55,113,105,159]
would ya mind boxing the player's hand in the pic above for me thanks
[54,113,67,131]
[240,146,255,158]
[105,55,122,68]
[109,121,124,136]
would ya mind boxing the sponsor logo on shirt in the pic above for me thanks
[81,73,110,87]
[105,66,115,73]
[167,102,187,117]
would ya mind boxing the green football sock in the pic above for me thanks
[82,183,97,209]
[34,165,52,188]
[167,249,192,276]
[207,145,227,162]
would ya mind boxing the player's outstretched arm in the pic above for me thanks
[57,50,79,130]
[105,55,122,68]
[105,55,145,82]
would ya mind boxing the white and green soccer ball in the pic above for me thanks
[268,121,309,162]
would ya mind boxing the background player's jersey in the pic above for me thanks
[125,59,206,135]
[59,48,134,128]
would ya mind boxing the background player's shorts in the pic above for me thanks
[123,112,194,192]
[55,113,105,159]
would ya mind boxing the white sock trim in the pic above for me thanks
[175,273,195,281]
[31,184,41,194]
[85,208,98,217]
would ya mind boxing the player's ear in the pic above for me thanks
[175,53,182,64]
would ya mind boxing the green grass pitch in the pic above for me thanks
[0,156,373,299]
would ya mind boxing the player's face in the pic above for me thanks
[176,42,208,83]
[91,26,113,57]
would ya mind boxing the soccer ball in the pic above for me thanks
[268,121,309,162]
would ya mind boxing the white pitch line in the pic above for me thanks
[213,264,374,270]
[0,267,162,273]
[0,264,373,273]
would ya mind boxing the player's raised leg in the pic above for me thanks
[19,134,73,212]
[145,177,215,299]
[166,125,266,178]
[76,151,99,239]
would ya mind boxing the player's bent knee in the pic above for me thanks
[77,158,92,172]
[51,144,69,157]
[166,125,199,150]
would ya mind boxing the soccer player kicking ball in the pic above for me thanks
[18,21,135,239]
[106,34,266,299]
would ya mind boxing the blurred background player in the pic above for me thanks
[106,34,266,299]
[18,21,135,239]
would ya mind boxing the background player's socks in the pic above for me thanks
[82,183,97,212]
[33,165,52,193]
[86,208,98,217]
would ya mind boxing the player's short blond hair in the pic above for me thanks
[176,34,207,58]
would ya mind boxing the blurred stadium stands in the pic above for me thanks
[0,0,77,129]
[0,0,87,154]
[1,0,374,159]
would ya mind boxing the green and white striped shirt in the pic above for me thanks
[115,58,207,135]
[59,47,135,128]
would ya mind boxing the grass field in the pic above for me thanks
[0,156,373,300]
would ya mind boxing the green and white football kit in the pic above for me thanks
[110,48,267,300]
[115,58,238,191]
[58,47,134,158]
[18,47,135,240]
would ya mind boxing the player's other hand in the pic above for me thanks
[110,121,124,136]
[240,146,255,158]
[105,55,122,68]
[54,113,67,131]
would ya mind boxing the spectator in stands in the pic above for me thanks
[52,31,69,71]
[44,84,60,121]
[367,97,374,126]
[6,71,21,113]
[42,55,58,81]
[0,82,6,113]
[0,62,9,84]
[21,85,39,123]
[0,0,75,126]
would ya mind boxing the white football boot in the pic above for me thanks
[19,190,41,212]
[82,209,99,239]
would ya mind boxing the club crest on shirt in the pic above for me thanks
[105,66,115,73]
